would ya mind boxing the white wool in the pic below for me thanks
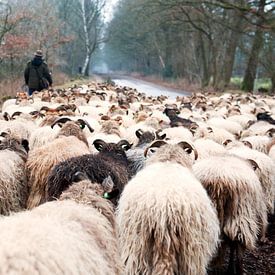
[241,121,273,138]
[228,146,275,214]
[242,135,271,154]
[0,120,37,140]
[28,126,59,150]
[207,117,242,135]
[0,201,119,275]
[193,155,267,249]
[194,138,227,160]
[162,126,193,142]
[117,161,220,275]
[204,125,235,144]
[227,114,256,128]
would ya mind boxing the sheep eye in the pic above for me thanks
[80,124,85,129]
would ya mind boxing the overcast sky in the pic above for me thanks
[103,0,119,22]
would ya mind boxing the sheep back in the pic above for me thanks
[117,162,220,275]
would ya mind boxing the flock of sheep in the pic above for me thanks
[0,82,274,275]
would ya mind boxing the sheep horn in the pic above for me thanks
[242,140,253,149]
[155,129,166,140]
[11,111,22,119]
[247,159,260,171]
[136,129,144,139]
[144,140,167,157]
[93,139,106,151]
[117,140,132,151]
[265,128,275,137]
[76,119,94,133]
[177,141,198,160]
[3,112,11,121]
[51,117,72,128]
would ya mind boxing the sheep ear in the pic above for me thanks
[76,119,94,133]
[72,171,89,183]
[177,141,198,160]
[207,127,213,133]
[51,117,71,129]
[265,128,275,138]
[117,140,132,151]
[135,129,143,139]
[242,140,252,149]
[102,176,114,193]
[21,139,29,152]
[247,159,260,171]
[93,139,106,151]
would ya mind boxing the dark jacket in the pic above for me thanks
[24,57,53,91]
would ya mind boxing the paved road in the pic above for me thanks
[112,76,189,98]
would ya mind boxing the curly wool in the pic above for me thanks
[0,150,28,215]
[193,155,267,249]
[26,136,90,209]
[228,146,275,214]
[117,147,219,275]
[0,200,121,275]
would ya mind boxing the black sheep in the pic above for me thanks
[47,139,132,205]
[257,112,275,124]
[163,107,198,129]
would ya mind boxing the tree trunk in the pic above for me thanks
[81,0,90,76]
[198,33,211,87]
[271,74,275,94]
[242,0,266,92]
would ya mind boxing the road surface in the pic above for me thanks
[112,76,189,98]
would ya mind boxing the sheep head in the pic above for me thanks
[145,140,198,168]
[135,129,166,148]
[0,131,29,161]
[52,117,93,147]
[93,139,132,156]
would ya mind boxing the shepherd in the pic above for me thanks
[24,50,53,96]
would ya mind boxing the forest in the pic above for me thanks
[0,0,275,95]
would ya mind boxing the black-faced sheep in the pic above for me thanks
[163,107,197,129]
[117,141,219,275]
[47,139,133,205]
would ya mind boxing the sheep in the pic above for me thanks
[193,138,227,160]
[28,125,59,150]
[0,173,122,275]
[193,155,267,274]
[0,131,29,215]
[163,107,197,129]
[267,138,275,162]
[117,141,219,275]
[125,129,167,175]
[228,146,275,216]
[26,120,91,209]
[241,135,271,154]
[47,139,133,205]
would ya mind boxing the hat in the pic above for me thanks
[34,50,43,57]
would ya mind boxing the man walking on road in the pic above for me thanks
[24,50,53,96]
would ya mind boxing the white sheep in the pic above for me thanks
[0,178,122,275]
[117,141,219,275]
[193,155,267,274]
